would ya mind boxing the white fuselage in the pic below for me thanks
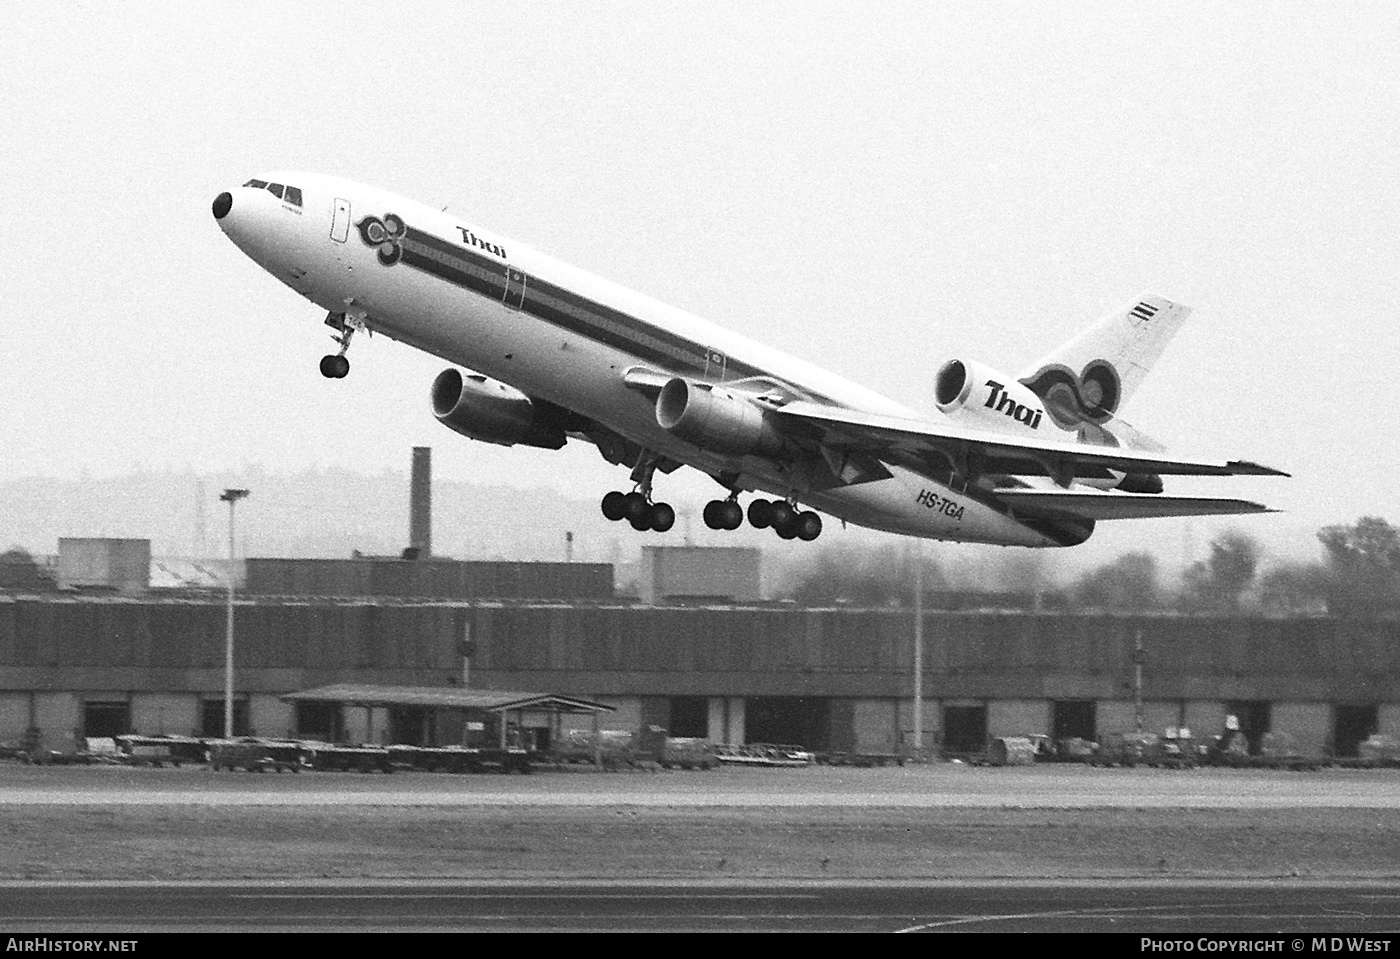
[215,172,1075,547]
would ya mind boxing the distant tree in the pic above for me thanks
[1178,530,1261,613]
[1316,516,1400,617]
[1072,552,1161,610]
[1256,561,1332,615]
[0,546,52,590]
[787,543,945,607]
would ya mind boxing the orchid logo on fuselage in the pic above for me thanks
[356,214,510,267]
[356,214,407,265]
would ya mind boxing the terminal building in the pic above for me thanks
[3,449,1396,760]
[2,540,1398,759]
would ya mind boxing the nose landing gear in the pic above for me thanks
[320,310,365,379]
[319,353,350,379]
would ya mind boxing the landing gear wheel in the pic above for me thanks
[796,510,823,541]
[769,501,795,531]
[319,354,349,378]
[747,499,774,529]
[601,491,627,521]
[703,500,725,530]
[628,512,652,531]
[649,502,676,532]
[774,520,798,540]
[719,500,743,530]
[622,491,650,523]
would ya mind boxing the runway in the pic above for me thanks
[3,760,1400,808]
[3,881,1400,933]
[4,762,1400,933]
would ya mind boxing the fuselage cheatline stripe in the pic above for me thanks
[401,224,769,382]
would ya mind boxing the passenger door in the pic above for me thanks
[503,265,527,311]
[331,198,351,243]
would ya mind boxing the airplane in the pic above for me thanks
[211,174,1285,547]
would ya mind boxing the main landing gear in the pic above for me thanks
[319,311,360,379]
[600,454,822,541]
[734,497,822,541]
[601,490,676,532]
[600,452,675,533]
[702,497,744,531]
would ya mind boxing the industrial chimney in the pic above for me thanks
[409,447,432,559]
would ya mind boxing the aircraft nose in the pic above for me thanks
[211,191,233,220]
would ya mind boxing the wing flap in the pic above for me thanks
[995,489,1276,521]
[770,400,1287,482]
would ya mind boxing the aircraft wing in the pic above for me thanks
[767,400,1288,484]
[990,489,1276,520]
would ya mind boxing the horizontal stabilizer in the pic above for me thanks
[995,489,1276,521]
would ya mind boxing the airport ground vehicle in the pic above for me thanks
[207,739,310,773]
[657,737,719,770]
[715,743,813,768]
[115,734,208,767]
[387,744,532,774]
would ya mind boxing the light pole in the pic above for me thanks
[912,543,924,756]
[1133,627,1144,735]
[220,488,250,739]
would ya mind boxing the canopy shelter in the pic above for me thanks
[281,684,614,750]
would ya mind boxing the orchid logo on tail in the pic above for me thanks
[1021,360,1122,429]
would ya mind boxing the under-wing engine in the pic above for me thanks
[935,359,1054,436]
[655,377,791,457]
[431,368,574,449]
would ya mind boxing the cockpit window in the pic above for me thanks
[240,178,301,206]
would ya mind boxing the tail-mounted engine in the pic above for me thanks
[934,359,1054,437]
[431,368,572,449]
[936,359,1164,493]
[655,377,790,457]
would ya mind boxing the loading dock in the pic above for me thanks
[281,684,616,771]
[745,696,830,752]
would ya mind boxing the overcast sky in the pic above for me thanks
[3,2,1397,568]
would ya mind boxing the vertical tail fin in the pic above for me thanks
[1018,293,1191,431]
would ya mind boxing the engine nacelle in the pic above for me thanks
[431,368,567,449]
[655,377,788,457]
[935,359,1052,436]
[937,359,1166,492]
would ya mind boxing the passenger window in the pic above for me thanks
[266,182,285,200]
[283,185,302,207]
[244,179,268,189]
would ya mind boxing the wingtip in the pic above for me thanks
[1228,460,1291,478]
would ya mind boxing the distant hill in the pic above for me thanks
[0,466,633,565]
[0,467,1323,603]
